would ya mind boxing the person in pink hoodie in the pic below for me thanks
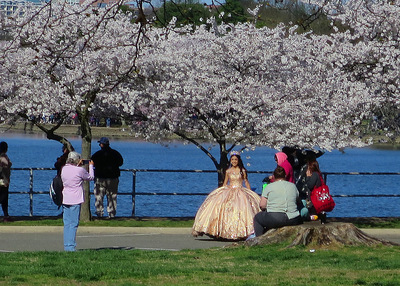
[61,151,94,251]
[269,152,294,183]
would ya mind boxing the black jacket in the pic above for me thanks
[91,146,123,179]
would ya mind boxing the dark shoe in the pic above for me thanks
[320,212,327,224]
[3,216,13,222]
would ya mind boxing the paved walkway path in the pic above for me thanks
[0,226,228,252]
[1,226,400,252]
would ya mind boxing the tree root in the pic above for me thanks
[244,222,398,248]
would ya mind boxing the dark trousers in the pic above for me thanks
[0,186,9,217]
[253,211,302,237]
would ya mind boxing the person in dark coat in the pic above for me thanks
[91,137,123,218]
[55,144,75,176]
[290,148,324,220]
[0,141,12,222]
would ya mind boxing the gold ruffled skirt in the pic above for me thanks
[192,186,261,240]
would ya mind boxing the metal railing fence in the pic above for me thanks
[7,168,400,217]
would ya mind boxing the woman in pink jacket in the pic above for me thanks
[269,152,294,183]
[61,151,94,251]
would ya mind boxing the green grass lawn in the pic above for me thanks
[1,217,400,285]
[0,243,400,285]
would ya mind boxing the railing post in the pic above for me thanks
[132,170,136,217]
[29,168,34,217]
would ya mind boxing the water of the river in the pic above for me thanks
[2,133,400,218]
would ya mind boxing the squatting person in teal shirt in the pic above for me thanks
[253,166,302,237]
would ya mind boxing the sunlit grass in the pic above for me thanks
[352,218,400,229]
[0,244,400,285]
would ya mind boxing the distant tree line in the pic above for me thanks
[153,0,341,34]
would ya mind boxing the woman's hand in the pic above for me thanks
[79,159,94,166]
[259,196,267,210]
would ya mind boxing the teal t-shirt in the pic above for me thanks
[262,180,300,220]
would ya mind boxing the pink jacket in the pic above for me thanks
[61,164,94,205]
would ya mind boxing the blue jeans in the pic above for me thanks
[63,204,81,251]
[299,199,309,219]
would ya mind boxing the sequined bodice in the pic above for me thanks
[227,169,244,188]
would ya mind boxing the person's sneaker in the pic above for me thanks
[246,233,256,241]
[3,216,13,222]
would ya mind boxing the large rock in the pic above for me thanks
[244,222,398,248]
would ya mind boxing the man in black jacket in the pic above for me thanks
[91,137,123,218]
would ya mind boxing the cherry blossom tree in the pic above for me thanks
[129,20,376,185]
[127,1,400,185]
[1,0,397,204]
[0,0,153,220]
[315,0,400,142]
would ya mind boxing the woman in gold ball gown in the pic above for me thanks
[192,152,261,240]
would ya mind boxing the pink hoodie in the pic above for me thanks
[275,152,294,183]
[61,164,94,205]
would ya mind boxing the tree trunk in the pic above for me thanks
[80,136,92,222]
[217,143,229,187]
[244,222,398,248]
[79,110,93,222]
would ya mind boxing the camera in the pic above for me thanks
[262,176,271,184]
[82,159,90,164]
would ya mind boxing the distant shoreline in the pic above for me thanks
[0,122,149,141]
[1,122,399,150]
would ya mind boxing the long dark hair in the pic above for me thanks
[229,154,248,180]
[307,160,321,174]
